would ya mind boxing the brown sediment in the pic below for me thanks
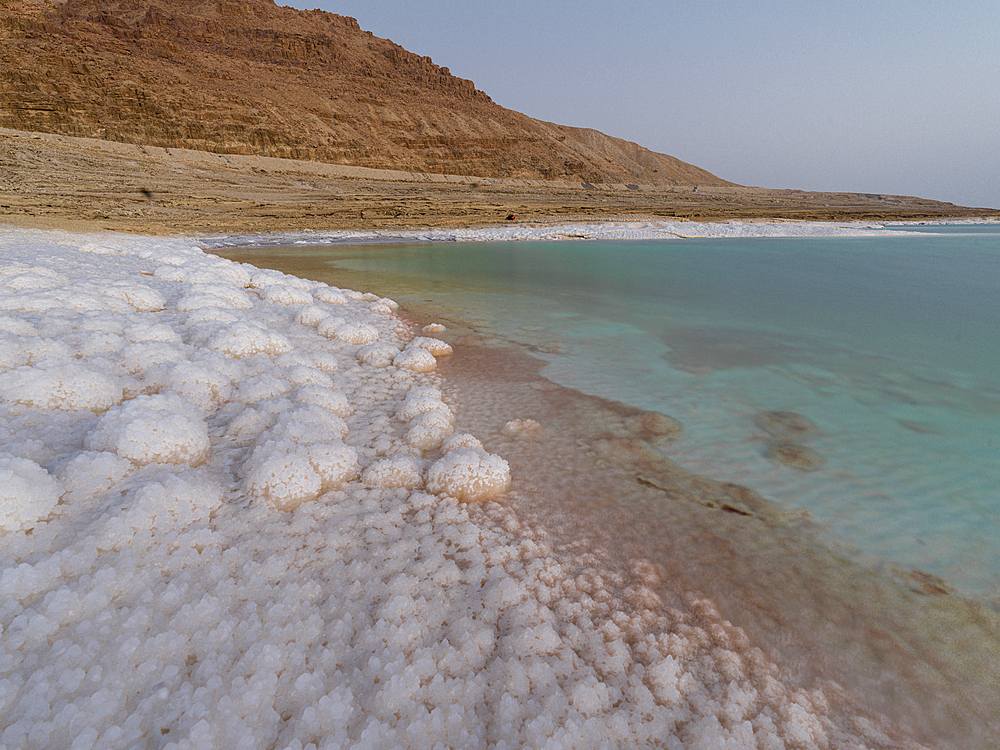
[764,441,827,471]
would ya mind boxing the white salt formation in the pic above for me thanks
[0,228,919,749]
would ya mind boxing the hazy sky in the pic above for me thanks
[287,0,999,209]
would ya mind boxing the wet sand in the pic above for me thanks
[213,245,1000,749]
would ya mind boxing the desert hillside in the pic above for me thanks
[0,0,732,186]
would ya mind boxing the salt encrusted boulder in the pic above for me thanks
[502,418,548,442]
[405,336,453,358]
[243,449,321,510]
[362,455,426,490]
[356,342,399,368]
[396,386,452,423]
[0,453,62,531]
[183,306,240,327]
[115,471,227,534]
[206,322,292,359]
[295,306,330,328]
[308,443,361,491]
[100,281,166,312]
[1,263,69,291]
[425,447,511,503]
[313,287,348,306]
[243,440,360,510]
[395,388,456,452]
[225,406,278,445]
[441,433,485,453]
[404,410,456,452]
[261,284,314,306]
[249,270,313,291]
[167,358,237,412]
[0,334,30,372]
[119,341,187,375]
[393,348,437,373]
[368,297,398,314]
[0,360,123,412]
[57,450,135,503]
[283,365,334,388]
[291,385,353,417]
[263,405,350,445]
[234,372,294,405]
[85,394,211,466]
[320,320,380,345]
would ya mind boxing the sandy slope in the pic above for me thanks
[3,128,995,236]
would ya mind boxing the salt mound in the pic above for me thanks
[57,450,134,502]
[313,287,348,305]
[362,454,426,489]
[261,284,314,306]
[0,334,29,371]
[114,471,227,535]
[308,443,361,490]
[292,384,353,417]
[207,322,292,358]
[405,409,456,452]
[0,361,123,412]
[397,386,452,422]
[357,342,400,368]
[295,305,329,327]
[441,433,485,453]
[263,404,350,445]
[0,453,62,531]
[326,321,380,345]
[406,336,454,358]
[85,394,211,466]
[167,358,236,412]
[394,348,437,372]
[243,447,323,510]
[425,447,511,503]
[99,281,166,312]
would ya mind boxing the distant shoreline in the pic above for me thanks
[4,127,997,236]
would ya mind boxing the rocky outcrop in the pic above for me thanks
[0,0,732,185]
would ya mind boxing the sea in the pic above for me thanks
[217,223,1000,609]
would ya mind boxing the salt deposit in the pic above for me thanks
[0,226,932,748]
[213,218,915,250]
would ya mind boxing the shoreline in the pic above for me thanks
[2,225,999,747]
[211,230,1000,748]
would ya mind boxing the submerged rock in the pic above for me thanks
[755,410,818,440]
[765,441,826,471]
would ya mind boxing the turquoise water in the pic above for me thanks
[228,227,1000,605]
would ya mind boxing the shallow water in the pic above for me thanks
[219,227,1000,608]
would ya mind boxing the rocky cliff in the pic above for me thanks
[0,0,732,185]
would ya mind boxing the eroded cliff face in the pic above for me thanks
[0,0,732,185]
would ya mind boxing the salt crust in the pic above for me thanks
[212,219,907,250]
[0,228,900,749]
[0,453,62,531]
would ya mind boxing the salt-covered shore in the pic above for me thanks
[211,218,908,248]
[0,224,976,749]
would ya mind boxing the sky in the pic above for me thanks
[286,0,1000,209]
